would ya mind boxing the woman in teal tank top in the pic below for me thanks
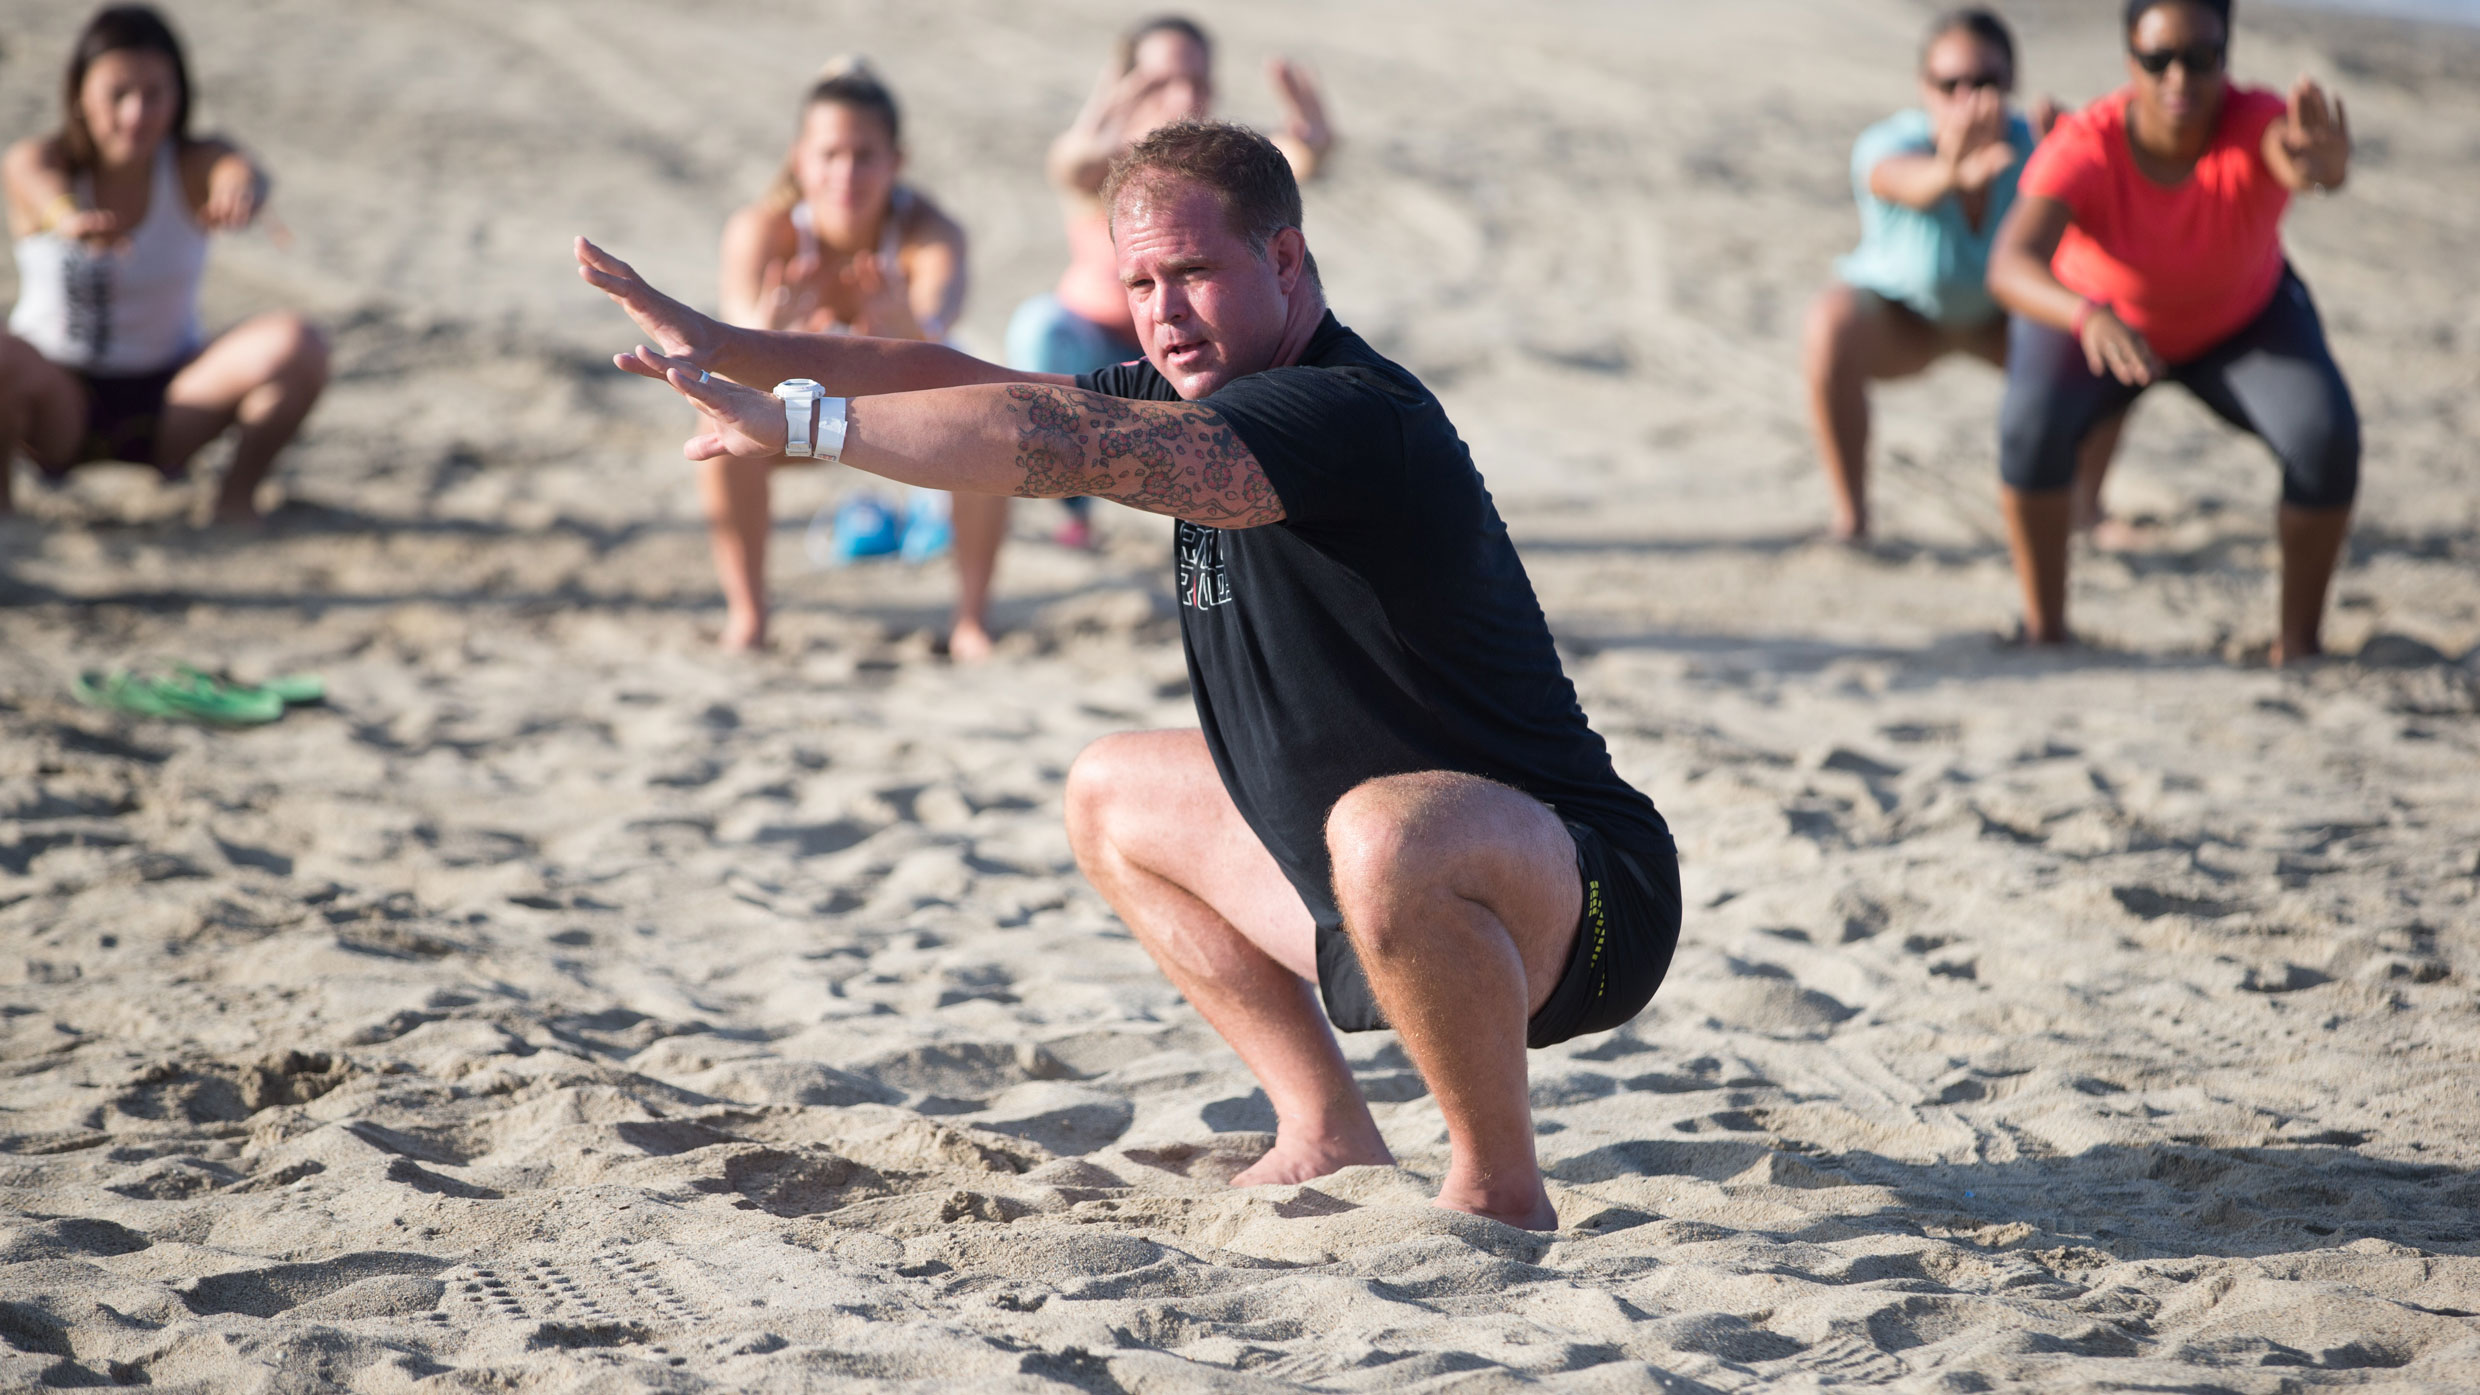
[1802,8,2115,543]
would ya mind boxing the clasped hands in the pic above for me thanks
[1935,87,2019,195]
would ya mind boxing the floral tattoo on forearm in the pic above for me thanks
[1004,385,1285,528]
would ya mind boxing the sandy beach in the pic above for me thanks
[4,0,2480,1388]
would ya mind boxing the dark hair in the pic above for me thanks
[1101,120,1318,288]
[2126,0,2233,35]
[1117,15,1212,72]
[1922,8,2017,82]
[764,57,902,211]
[58,4,192,174]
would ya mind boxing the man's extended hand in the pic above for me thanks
[576,237,726,366]
[617,344,789,462]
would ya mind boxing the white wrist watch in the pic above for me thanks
[772,381,849,462]
[774,379,821,458]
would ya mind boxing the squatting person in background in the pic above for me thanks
[1,3,328,522]
[1987,0,2356,661]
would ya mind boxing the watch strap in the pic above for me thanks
[783,393,815,458]
[816,397,849,464]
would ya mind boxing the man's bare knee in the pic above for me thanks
[1064,734,1143,869]
[1325,774,1467,958]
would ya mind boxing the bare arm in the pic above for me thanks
[1989,194,2163,385]
[1047,61,1144,197]
[2261,77,2350,193]
[179,138,268,231]
[1866,153,1964,210]
[4,137,117,242]
[579,235,1046,394]
[1868,89,2013,210]
[1266,59,1335,183]
[897,200,968,340]
[617,347,1285,529]
[717,205,801,329]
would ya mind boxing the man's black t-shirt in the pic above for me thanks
[1080,312,1671,931]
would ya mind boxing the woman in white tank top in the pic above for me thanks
[707,60,1004,659]
[1,5,328,523]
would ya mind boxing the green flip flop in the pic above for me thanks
[177,664,325,707]
[73,666,326,726]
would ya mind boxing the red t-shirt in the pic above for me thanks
[2019,85,2291,363]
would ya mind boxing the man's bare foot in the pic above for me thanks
[1230,1128,1392,1188]
[2269,634,2322,668]
[1434,1176,1558,1231]
[947,619,994,664]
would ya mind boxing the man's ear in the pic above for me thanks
[1269,226,1308,294]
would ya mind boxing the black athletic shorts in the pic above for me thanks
[1314,819,1682,1049]
[46,366,186,477]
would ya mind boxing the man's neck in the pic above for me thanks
[1270,289,1329,370]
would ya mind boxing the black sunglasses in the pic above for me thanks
[2130,42,2225,76]
[1929,71,2010,95]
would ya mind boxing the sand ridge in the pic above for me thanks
[4,0,2480,1389]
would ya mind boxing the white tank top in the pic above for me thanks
[8,144,208,375]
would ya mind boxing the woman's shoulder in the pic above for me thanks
[2,135,66,185]
[2054,90,2130,143]
[2026,91,2127,173]
[895,187,965,249]
[721,200,797,253]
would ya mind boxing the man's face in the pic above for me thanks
[1113,180,1298,400]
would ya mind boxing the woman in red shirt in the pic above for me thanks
[1987,0,2355,664]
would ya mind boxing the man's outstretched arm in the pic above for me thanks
[576,236,1064,396]
[622,347,1286,530]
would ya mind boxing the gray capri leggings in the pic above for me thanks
[1999,266,2360,510]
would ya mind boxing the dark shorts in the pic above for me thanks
[1998,265,2359,511]
[1314,819,1682,1049]
[44,367,186,477]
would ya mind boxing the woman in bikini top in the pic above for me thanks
[701,60,1000,658]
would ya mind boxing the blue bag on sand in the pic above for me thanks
[898,487,953,564]
[822,495,902,566]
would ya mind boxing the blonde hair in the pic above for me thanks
[762,55,903,213]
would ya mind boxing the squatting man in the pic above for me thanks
[578,121,1682,1231]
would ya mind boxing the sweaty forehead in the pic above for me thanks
[1110,179,1242,255]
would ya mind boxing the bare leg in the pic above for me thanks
[1801,286,1946,541]
[2070,411,2132,543]
[1,333,90,513]
[1066,731,1392,1184]
[2274,503,2351,666]
[159,311,331,522]
[699,455,779,650]
[948,492,1007,662]
[1999,487,2076,644]
[1324,772,1582,1230]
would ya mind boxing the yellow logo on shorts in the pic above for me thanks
[1584,878,1608,1001]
